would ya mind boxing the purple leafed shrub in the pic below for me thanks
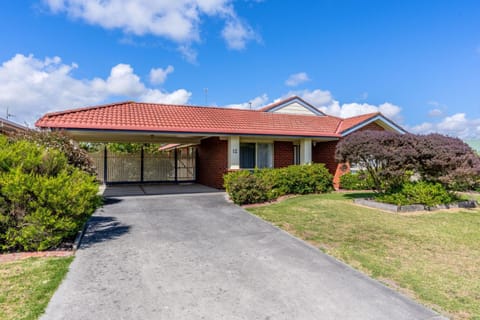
[413,134,480,190]
[335,130,480,192]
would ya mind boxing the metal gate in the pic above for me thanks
[89,147,196,184]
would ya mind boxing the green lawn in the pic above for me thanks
[0,257,73,320]
[248,192,480,320]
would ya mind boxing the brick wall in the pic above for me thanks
[359,122,384,131]
[312,141,338,173]
[196,137,228,189]
[274,141,294,168]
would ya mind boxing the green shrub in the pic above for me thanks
[0,136,101,252]
[340,171,375,190]
[375,181,458,207]
[223,170,271,205]
[277,164,333,194]
[11,130,96,175]
[224,164,333,205]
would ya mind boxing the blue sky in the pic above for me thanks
[0,0,479,139]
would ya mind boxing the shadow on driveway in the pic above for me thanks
[80,216,130,249]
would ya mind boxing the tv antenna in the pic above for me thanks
[204,88,208,105]
[6,107,15,120]
[249,102,252,110]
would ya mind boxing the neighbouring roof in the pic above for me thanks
[35,99,405,138]
[258,96,326,116]
[0,117,29,133]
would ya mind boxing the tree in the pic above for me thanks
[335,131,416,191]
[335,130,480,192]
[413,134,480,190]
[10,130,96,175]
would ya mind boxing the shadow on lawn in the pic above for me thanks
[80,216,130,249]
[340,191,376,200]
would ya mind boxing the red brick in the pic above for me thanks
[274,141,294,168]
[196,137,228,189]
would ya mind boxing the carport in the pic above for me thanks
[66,129,204,185]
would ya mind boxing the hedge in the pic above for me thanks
[374,181,459,207]
[0,136,101,252]
[224,164,333,205]
[339,171,375,190]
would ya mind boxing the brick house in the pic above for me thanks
[35,96,405,188]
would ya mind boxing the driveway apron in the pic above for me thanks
[41,192,445,320]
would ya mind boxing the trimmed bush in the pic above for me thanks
[375,182,458,207]
[277,164,333,194]
[0,136,101,252]
[224,164,333,205]
[340,171,375,190]
[223,171,271,205]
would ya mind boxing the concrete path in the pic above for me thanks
[42,192,446,320]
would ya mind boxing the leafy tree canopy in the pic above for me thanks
[336,131,480,192]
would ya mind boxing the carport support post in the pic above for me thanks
[300,138,312,164]
[174,148,178,182]
[228,136,240,169]
[103,145,108,183]
[140,145,144,182]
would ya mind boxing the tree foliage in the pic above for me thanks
[10,130,96,175]
[0,136,101,252]
[336,130,480,192]
[413,134,480,190]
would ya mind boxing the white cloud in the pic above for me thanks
[43,0,258,52]
[405,113,480,139]
[285,72,310,87]
[0,54,191,125]
[221,15,257,50]
[287,89,480,138]
[438,113,468,131]
[283,89,334,106]
[283,88,403,122]
[178,45,198,64]
[225,94,269,109]
[410,122,434,133]
[427,101,446,117]
[428,108,443,117]
[149,65,174,85]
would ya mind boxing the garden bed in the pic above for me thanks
[354,198,477,213]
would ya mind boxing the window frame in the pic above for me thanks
[239,142,274,169]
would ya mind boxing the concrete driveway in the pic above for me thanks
[42,191,445,320]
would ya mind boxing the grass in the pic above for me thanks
[248,192,480,320]
[0,257,73,320]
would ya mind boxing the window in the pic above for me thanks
[240,143,273,169]
[240,143,255,169]
[293,144,300,165]
[257,143,273,168]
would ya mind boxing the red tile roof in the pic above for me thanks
[35,101,388,138]
[335,112,381,133]
[36,101,345,138]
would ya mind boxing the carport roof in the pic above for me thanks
[35,100,404,138]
